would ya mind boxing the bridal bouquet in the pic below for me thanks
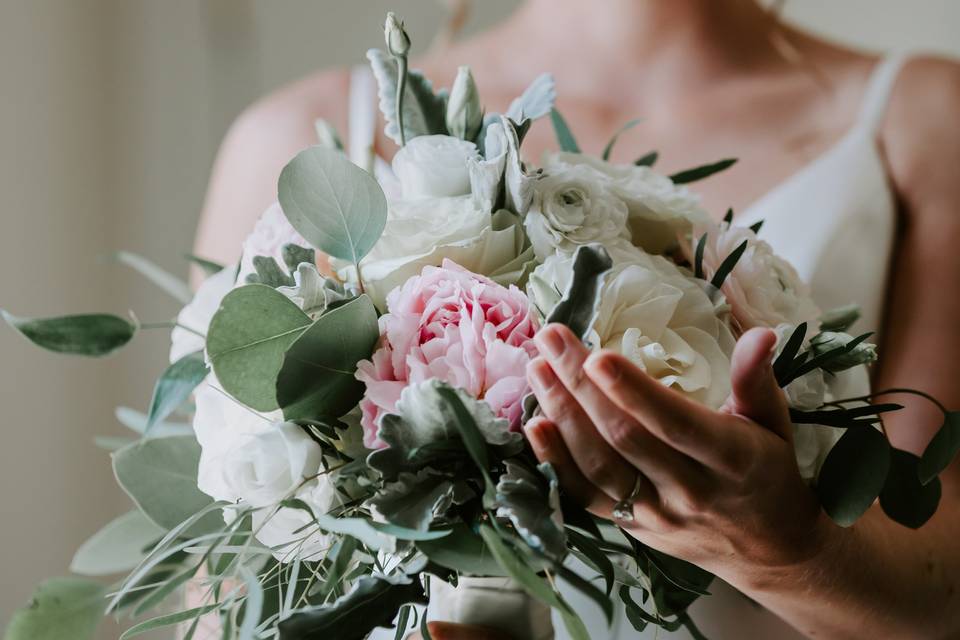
[5,13,958,640]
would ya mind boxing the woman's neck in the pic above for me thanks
[500,0,785,100]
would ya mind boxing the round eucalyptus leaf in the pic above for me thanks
[816,426,890,527]
[206,284,311,411]
[71,510,164,576]
[278,146,387,264]
[4,577,106,640]
[880,448,942,529]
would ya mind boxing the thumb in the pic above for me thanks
[725,327,792,439]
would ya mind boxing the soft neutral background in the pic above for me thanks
[0,0,957,633]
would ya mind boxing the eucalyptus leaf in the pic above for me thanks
[634,151,658,167]
[310,512,449,551]
[602,118,642,161]
[816,426,891,527]
[111,250,192,303]
[919,412,960,484]
[2,310,135,357]
[145,350,208,433]
[709,239,748,290]
[114,406,191,437]
[278,146,388,265]
[566,528,615,596]
[4,577,106,640]
[546,244,614,340]
[206,284,311,411]
[819,304,861,333]
[367,48,448,145]
[669,158,737,184]
[71,510,165,576]
[184,253,225,276]
[275,295,379,421]
[478,525,590,640]
[277,574,427,640]
[119,603,222,639]
[505,73,556,122]
[880,448,941,529]
[112,435,220,533]
[549,108,581,153]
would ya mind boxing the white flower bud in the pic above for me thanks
[384,12,411,57]
[810,331,878,372]
[446,66,483,141]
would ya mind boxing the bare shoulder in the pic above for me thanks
[883,55,960,208]
[195,68,351,267]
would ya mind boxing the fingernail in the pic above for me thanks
[588,354,620,382]
[536,327,565,359]
[528,359,557,390]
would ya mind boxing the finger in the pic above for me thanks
[527,356,637,501]
[534,324,705,490]
[727,327,792,440]
[420,622,516,640]
[583,349,751,474]
[524,416,620,516]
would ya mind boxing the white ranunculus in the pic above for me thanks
[336,203,531,310]
[693,222,820,338]
[220,421,324,508]
[252,477,343,562]
[238,203,309,283]
[543,153,710,255]
[169,265,237,364]
[524,163,630,260]
[529,243,735,408]
[392,135,480,199]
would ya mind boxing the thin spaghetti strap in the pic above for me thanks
[347,64,378,172]
[856,53,909,135]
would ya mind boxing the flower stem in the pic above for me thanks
[396,56,408,146]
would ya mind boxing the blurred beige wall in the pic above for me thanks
[0,0,957,632]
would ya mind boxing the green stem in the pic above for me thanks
[396,55,408,146]
[833,387,948,414]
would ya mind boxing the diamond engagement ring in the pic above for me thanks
[611,473,645,523]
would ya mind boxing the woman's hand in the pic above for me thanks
[409,622,513,640]
[524,323,832,584]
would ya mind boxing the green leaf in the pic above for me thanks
[237,566,263,640]
[880,448,942,529]
[669,158,737,184]
[919,412,960,484]
[478,525,589,640]
[247,255,295,287]
[619,585,655,631]
[693,233,707,280]
[549,108,581,153]
[819,304,861,333]
[111,250,191,303]
[112,435,220,533]
[601,118,642,161]
[546,244,613,340]
[417,523,508,576]
[495,462,565,558]
[566,528,615,596]
[773,322,808,385]
[277,574,427,640]
[709,239,748,290]
[119,603,221,639]
[70,510,164,576]
[790,403,902,427]
[2,311,135,357]
[314,536,358,602]
[645,548,713,598]
[634,151,658,167]
[748,219,764,234]
[114,406,192,437]
[275,295,379,421]
[282,244,316,272]
[367,49,448,145]
[184,253,225,276]
[816,427,891,527]
[4,577,106,640]
[145,351,208,433]
[722,208,734,224]
[310,512,448,551]
[505,73,556,122]
[278,147,387,265]
[369,470,461,532]
[206,284,311,411]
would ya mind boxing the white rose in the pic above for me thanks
[239,203,309,283]
[693,222,820,338]
[543,153,709,255]
[529,243,735,408]
[392,135,480,199]
[252,477,343,562]
[169,264,237,364]
[220,421,324,508]
[524,163,630,260]
[336,203,531,310]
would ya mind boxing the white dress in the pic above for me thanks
[355,53,907,639]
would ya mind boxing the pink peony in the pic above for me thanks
[356,260,539,449]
